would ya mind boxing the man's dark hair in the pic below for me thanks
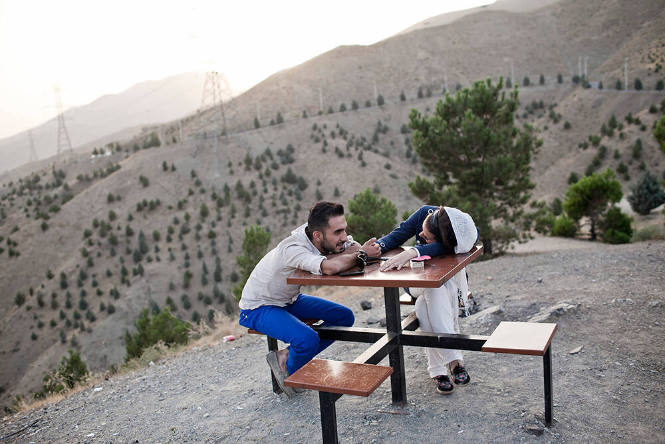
[307,201,344,233]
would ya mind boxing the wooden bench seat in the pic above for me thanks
[481,321,557,426]
[481,321,557,356]
[284,358,393,396]
[284,359,393,443]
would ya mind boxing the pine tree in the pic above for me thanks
[628,171,665,215]
[408,78,539,255]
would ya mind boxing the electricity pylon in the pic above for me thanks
[28,130,38,162]
[54,86,72,159]
[200,71,228,133]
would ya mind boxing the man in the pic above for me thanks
[238,201,380,396]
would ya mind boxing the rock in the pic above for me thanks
[528,302,578,322]
[537,278,543,283]
[367,316,380,324]
[648,300,662,307]
[612,298,634,304]
[360,300,372,310]
[569,345,583,354]
[464,305,503,324]
[525,424,544,436]
[379,318,387,327]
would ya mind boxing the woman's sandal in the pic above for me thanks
[450,364,470,385]
[434,375,454,394]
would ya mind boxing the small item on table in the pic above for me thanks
[409,255,431,269]
[339,270,364,277]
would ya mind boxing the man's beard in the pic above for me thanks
[321,233,345,254]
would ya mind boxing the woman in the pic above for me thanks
[376,205,478,394]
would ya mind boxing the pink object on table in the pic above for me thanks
[412,255,431,261]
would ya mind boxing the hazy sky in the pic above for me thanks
[0,0,494,139]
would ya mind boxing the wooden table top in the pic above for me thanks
[481,321,558,356]
[287,244,483,288]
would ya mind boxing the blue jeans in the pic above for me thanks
[239,294,354,374]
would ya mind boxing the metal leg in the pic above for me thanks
[384,287,407,406]
[267,336,282,394]
[319,391,339,444]
[543,345,553,427]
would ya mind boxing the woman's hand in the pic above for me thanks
[361,237,381,257]
[379,248,418,271]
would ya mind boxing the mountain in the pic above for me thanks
[1,0,664,412]
[0,72,205,174]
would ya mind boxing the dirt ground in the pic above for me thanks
[1,238,664,443]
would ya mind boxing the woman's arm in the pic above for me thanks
[376,206,436,252]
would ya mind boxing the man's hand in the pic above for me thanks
[379,248,418,271]
[343,243,361,254]
[361,237,381,257]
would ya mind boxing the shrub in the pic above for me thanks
[568,172,579,185]
[35,349,88,398]
[551,215,577,237]
[139,175,149,187]
[632,225,665,242]
[124,308,190,361]
[600,207,632,244]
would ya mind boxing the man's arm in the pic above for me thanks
[320,237,378,275]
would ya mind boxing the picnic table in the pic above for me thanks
[278,245,556,443]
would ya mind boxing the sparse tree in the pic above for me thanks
[654,115,665,153]
[563,169,622,240]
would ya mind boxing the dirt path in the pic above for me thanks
[1,240,664,443]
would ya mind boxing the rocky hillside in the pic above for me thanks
[0,240,663,442]
[1,0,664,413]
